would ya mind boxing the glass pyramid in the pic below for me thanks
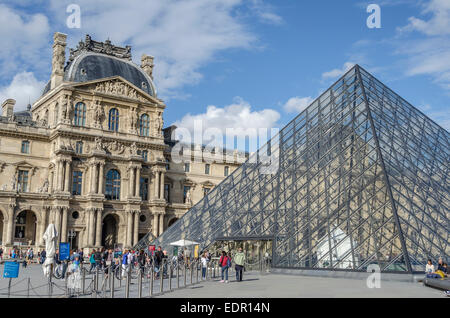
[136,65,449,273]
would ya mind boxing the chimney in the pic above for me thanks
[141,54,154,79]
[1,99,16,117]
[50,32,67,90]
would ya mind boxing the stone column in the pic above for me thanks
[5,204,15,245]
[135,168,141,198]
[159,213,164,236]
[154,170,160,199]
[64,160,71,193]
[90,164,97,194]
[49,172,54,193]
[98,163,104,195]
[160,171,165,200]
[133,211,139,246]
[38,208,48,246]
[150,172,155,201]
[93,163,99,194]
[95,209,102,247]
[127,211,133,247]
[88,209,95,246]
[56,161,62,191]
[61,207,68,242]
[54,207,61,244]
[153,213,159,237]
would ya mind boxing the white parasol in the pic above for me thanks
[42,224,58,277]
[169,239,199,247]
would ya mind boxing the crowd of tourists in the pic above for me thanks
[1,245,253,284]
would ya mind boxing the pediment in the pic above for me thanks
[71,76,157,104]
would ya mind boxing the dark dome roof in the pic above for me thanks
[64,52,155,95]
[42,52,156,97]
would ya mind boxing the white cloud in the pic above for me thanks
[395,0,450,90]
[0,72,46,112]
[47,0,262,98]
[173,97,280,150]
[0,4,50,78]
[249,0,283,25]
[322,62,355,80]
[283,96,314,113]
[397,0,450,36]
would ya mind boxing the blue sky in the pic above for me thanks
[0,0,449,145]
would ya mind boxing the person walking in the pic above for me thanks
[219,251,230,283]
[40,249,46,264]
[201,252,208,280]
[0,247,3,261]
[89,250,96,273]
[154,246,164,279]
[121,249,130,278]
[234,247,246,282]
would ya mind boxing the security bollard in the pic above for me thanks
[190,262,193,285]
[27,278,30,298]
[196,261,199,283]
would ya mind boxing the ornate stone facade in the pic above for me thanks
[0,33,242,253]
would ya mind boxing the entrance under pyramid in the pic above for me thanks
[136,65,449,273]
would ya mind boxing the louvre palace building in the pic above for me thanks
[0,33,244,252]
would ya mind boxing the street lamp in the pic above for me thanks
[68,229,76,249]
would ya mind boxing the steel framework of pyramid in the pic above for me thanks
[136,65,449,273]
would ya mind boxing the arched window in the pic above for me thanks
[140,114,150,136]
[105,169,121,200]
[108,108,119,131]
[74,102,86,126]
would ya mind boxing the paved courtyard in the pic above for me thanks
[0,264,446,298]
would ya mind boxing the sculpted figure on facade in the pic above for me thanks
[95,137,104,151]
[130,142,138,156]
[130,108,138,132]
[92,99,104,127]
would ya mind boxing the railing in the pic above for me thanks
[0,257,271,298]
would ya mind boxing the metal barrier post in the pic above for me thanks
[138,269,142,298]
[196,260,199,283]
[96,267,100,297]
[7,278,12,298]
[110,265,115,298]
[190,262,193,285]
[183,261,187,287]
[159,259,164,294]
[82,268,86,295]
[125,266,130,298]
[65,273,69,298]
[27,277,30,298]
[169,261,172,291]
[102,270,106,298]
[177,261,180,288]
[150,265,154,297]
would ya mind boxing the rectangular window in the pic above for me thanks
[140,177,149,201]
[75,141,83,154]
[21,141,30,154]
[142,150,148,161]
[183,186,191,203]
[164,184,170,202]
[72,171,83,195]
[224,166,229,177]
[165,159,170,170]
[203,187,211,197]
[18,170,29,192]
[205,164,210,175]
[184,163,190,173]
